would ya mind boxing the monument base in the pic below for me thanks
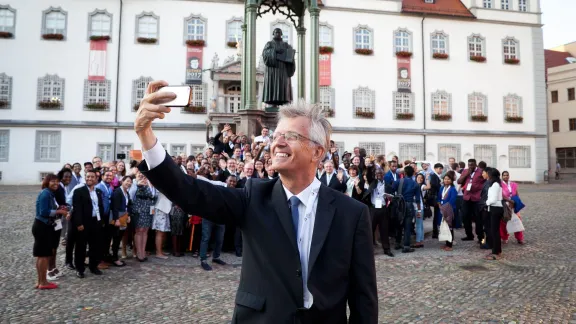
[265,105,279,113]
[234,109,280,138]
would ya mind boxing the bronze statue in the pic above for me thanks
[262,28,295,107]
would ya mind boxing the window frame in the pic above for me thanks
[35,130,61,162]
[319,22,334,47]
[135,12,159,43]
[393,92,414,119]
[431,90,452,116]
[116,143,133,163]
[474,144,497,168]
[467,34,486,59]
[353,25,373,51]
[483,0,492,8]
[0,73,13,109]
[319,86,335,117]
[83,79,111,110]
[468,92,488,120]
[552,120,559,133]
[96,143,113,162]
[568,88,575,101]
[501,0,510,10]
[399,143,424,162]
[352,87,375,118]
[502,37,520,62]
[359,142,385,156]
[41,7,68,39]
[170,144,187,157]
[438,144,461,163]
[270,19,292,45]
[190,145,205,156]
[430,30,449,56]
[184,14,207,44]
[0,129,9,162]
[132,76,153,110]
[181,83,207,113]
[0,5,16,37]
[570,118,576,131]
[508,145,531,168]
[503,94,523,119]
[226,17,243,44]
[37,74,65,110]
[393,28,412,54]
[87,9,113,41]
[551,90,558,103]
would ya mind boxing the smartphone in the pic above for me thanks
[157,85,192,107]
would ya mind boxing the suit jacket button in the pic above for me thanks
[296,269,302,277]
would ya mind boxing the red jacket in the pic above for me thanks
[460,168,486,202]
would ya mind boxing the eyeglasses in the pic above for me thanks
[271,131,318,145]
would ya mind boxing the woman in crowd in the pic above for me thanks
[253,160,267,179]
[500,171,524,244]
[438,171,457,251]
[110,176,132,266]
[485,168,504,260]
[55,168,72,247]
[128,160,139,176]
[33,174,68,289]
[243,151,253,164]
[170,205,187,257]
[346,165,364,201]
[413,173,428,248]
[62,163,72,170]
[116,161,127,179]
[108,165,120,190]
[153,190,172,259]
[133,174,156,262]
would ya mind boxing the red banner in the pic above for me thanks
[88,40,107,81]
[319,53,331,86]
[397,57,411,92]
[186,46,203,85]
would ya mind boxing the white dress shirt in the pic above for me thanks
[143,139,319,309]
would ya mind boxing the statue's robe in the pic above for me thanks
[262,39,295,106]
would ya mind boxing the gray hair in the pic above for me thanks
[278,99,332,151]
[323,160,334,167]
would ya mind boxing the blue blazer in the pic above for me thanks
[111,187,130,221]
[438,185,457,211]
[383,170,399,194]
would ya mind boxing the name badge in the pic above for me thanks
[466,183,472,191]
[54,219,62,231]
[375,198,383,209]
[150,206,155,215]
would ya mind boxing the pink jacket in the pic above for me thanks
[501,181,518,199]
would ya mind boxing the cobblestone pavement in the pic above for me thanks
[0,184,575,324]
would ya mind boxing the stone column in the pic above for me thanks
[211,123,219,136]
[243,0,258,110]
[240,20,247,111]
[297,21,306,100]
[309,7,320,103]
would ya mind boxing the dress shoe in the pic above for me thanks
[394,244,402,250]
[201,261,212,271]
[432,233,439,239]
[235,252,242,257]
[212,258,227,266]
[90,269,103,275]
[402,248,415,253]
[461,237,475,241]
[383,250,394,257]
[76,271,85,279]
[65,263,76,271]
[97,263,109,270]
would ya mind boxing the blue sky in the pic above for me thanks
[542,0,575,48]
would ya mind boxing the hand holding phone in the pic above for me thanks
[157,86,192,107]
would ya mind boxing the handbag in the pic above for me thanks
[438,219,452,242]
[502,201,512,222]
[506,213,525,233]
[118,213,129,228]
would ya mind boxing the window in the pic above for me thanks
[393,28,412,53]
[88,10,112,39]
[190,145,204,156]
[551,90,558,103]
[117,144,133,163]
[42,7,67,37]
[432,90,451,115]
[393,92,414,117]
[225,84,241,113]
[501,0,510,9]
[468,34,485,58]
[518,0,527,11]
[35,131,61,162]
[354,26,372,50]
[192,84,206,108]
[504,94,522,118]
[483,0,492,8]
[568,88,575,101]
[0,73,12,109]
[509,145,531,168]
[502,37,519,60]
[557,147,576,169]
[184,14,206,42]
[0,5,16,37]
[438,144,461,163]
[399,143,424,162]
[40,172,53,182]
[226,18,242,43]
[83,80,111,110]
[37,75,65,109]
[271,20,291,44]
[171,144,186,157]
[552,120,559,132]
[136,12,158,40]
[0,130,8,161]
[431,31,448,55]
[97,143,113,162]
[132,76,153,110]
[319,86,335,116]
[359,142,384,156]
[353,87,375,118]
[474,145,497,168]
[468,92,487,119]
[319,23,333,47]
[570,118,576,131]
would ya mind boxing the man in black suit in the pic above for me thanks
[236,162,254,189]
[70,170,106,278]
[218,158,240,182]
[134,80,377,324]
[362,162,394,257]
[318,160,347,193]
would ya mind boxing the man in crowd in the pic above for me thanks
[392,166,421,253]
[96,171,114,267]
[237,162,254,189]
[451,163,463,229]
[457,159,486,243]
[319,160,346,192]
[218,158,239,182]
[429,163,443,238]
[69,163,84,192]
[92,156,103,169]
[364,161,394,257]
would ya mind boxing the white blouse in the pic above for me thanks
[486,182,503,210]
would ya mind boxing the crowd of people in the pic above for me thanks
[31,122,526,289]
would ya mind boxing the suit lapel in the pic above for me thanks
[271,180,298,252]
[308,185,335,276]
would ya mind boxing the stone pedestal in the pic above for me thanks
[235,109,279,137]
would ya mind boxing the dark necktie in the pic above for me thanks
[289,196,301,238]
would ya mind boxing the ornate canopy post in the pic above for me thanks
[309,0,320,104]
[296,17,306,99]
[243,0,258,110]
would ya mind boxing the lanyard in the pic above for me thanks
[391,172,397,182]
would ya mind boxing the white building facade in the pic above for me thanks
[0,0,547,184]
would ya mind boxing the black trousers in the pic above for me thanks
[65,223,77,265]
[74,218,103,273]
[234,227,243,255]
[462,200,483,241]
[485,206,503,255]
[111,227,125,261]
[369,205,390,251]
[102,223,114,260]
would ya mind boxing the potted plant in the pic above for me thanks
[470,55,487,63]
[38,97,62,109]
[432,113,452,121]
[355,108,374,118]
[505,58,520,65]
[85,102,109,110]
[505,116,523,123]
[137,37,157,44]
[355,48,373,55]
[324,109,334,117]
[471,114,488,122]
[0,31,13,39]
[227,41,238,48]
[184,106,206,113]
[433,53,449,59]
[319,46,334,54]
[42,33,64,40]
[396,112,414,120]
[396,51,413,58]
[90,35,110,41]
[0,100,8,108]
[186,39,205,47]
